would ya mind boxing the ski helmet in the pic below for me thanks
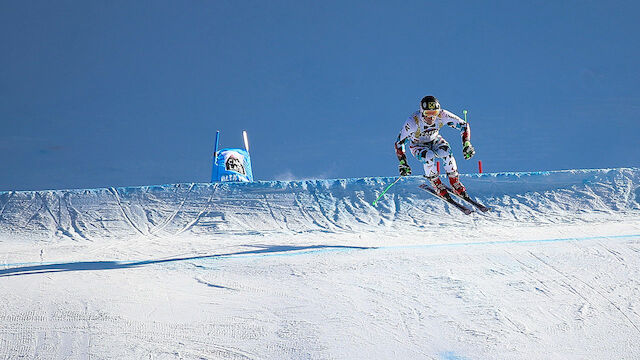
[420,96,440,111]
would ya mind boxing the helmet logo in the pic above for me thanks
[421,101,438,110]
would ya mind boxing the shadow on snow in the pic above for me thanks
[0,244,373,277]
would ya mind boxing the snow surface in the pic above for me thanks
[1,168,640,359]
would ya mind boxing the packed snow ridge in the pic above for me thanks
[1,168,638,242]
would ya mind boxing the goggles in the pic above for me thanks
[422,109,440,118]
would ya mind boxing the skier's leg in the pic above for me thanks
[419,151,438,179]
[427,176,448,197]
[448,173,467,196]
[433,136,467,196]
[412,143,447,197]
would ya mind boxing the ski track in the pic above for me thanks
[108,187,146,236]
[175,185,219,235]
[527,250,640,335]
[0,311,261,360]
[62,192,91,241]
[148,183,195,236]
[308,187,346,232]
[294,192,328,231]
[0,191,15,221]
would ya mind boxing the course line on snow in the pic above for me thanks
[2,234,640,273]
[378,233,640,252]
[204,233,640,262]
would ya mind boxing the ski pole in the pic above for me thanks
[372,176,402,206]
[463,109,468,122]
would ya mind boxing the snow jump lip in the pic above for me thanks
[1,167,638,194]
[0,167,639,242]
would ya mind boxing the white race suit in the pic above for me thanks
[394,109,471,179]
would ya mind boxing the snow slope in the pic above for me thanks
[1,168,640,359]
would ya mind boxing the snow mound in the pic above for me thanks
[1,168,638,242]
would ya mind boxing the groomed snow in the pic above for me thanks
[1,168,640,359]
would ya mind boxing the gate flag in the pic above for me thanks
[211,130,254,183]
[213,148,253,182]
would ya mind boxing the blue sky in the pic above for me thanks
[1,0,639,190]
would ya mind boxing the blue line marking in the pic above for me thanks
[379,233,640,251]
[2,234,639,270]
[440,351,468,360]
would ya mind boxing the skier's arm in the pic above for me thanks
[394,118,414,162]
[394,134,408,162]
[441,110,470,145]
[442,110,475,159]
[394,119,414,175]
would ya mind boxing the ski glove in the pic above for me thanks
[463,141,475,160]
[398,159,412,176]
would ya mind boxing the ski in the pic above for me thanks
[444,186,491,213]
[418,184,473,215]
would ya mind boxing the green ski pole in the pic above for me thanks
[372,176,402,206]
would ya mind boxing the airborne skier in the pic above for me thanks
[395,95,476,198]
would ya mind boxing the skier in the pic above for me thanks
[394,95,475,198]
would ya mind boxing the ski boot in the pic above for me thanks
[448,174,467,197]
[426,176,449,198]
